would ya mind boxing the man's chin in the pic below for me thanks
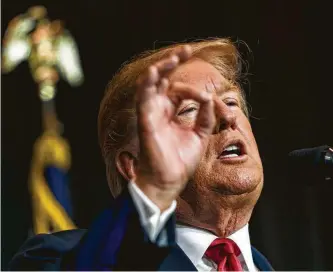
[209,169,263,196]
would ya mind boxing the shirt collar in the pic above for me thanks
[176,224,216,266]
[176,224,256,271]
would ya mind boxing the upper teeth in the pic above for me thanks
[224,145,239,151]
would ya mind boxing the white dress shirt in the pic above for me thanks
[176,224,257,271]
[128,181,257,271]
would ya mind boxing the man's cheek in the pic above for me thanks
[175,117,196,128]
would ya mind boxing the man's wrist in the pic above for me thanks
[135,177,178,212]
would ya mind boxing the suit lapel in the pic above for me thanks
[158,244,197,271]
[74,189,134,270]
[251,246,274,271]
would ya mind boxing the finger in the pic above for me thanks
[194,99,216,139]
[157,78,169,94]
[136,55,179,99]
[173,44,192,62]
[136,65,159,89]
[168,82,212,107]
[154,45,192,78]
[154,55,180,77]
[136,45,192,91]
[162,45,192,65]
[135,66,159,109]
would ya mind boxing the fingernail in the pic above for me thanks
[169,55,179,66]
[179,45,192,59]
[183,45,191,53]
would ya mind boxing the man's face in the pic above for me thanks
[168,58,263,212]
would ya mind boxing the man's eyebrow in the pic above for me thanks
[208,79,248,115]
[209,79,239,96]
[221,88,240,96]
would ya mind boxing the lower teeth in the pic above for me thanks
[222,154,239,158]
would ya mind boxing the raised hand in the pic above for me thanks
[135,46,216,211]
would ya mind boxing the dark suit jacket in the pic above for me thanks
[9,189,273,271]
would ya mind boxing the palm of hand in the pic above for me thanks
[135,45,215,205]
[138,93,205,188]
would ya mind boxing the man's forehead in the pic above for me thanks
[205,77,240,96]
[169,58,240,96]
[169,58,221,83]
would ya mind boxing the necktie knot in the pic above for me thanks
[205,238,243,271]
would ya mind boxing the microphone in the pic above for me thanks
[288,145,333,185]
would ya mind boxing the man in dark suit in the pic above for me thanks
[9,39,273,271]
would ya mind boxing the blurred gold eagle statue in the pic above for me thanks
[2,6,84,234]
[2,6,83,92]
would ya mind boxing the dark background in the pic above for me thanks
[2,0,333,270]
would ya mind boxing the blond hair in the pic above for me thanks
[98,38,248,197]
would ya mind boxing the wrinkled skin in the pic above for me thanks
[170,59,263,237]
[117,46,263,237]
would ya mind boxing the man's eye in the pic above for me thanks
[178,106,198,116]
[224,99,239,107]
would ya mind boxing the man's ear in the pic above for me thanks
[115,150,138,182]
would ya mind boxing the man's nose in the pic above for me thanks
[213,98,237,133]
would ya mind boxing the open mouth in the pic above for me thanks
[218,142,245,159]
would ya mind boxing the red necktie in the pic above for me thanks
[205,238,243,271]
